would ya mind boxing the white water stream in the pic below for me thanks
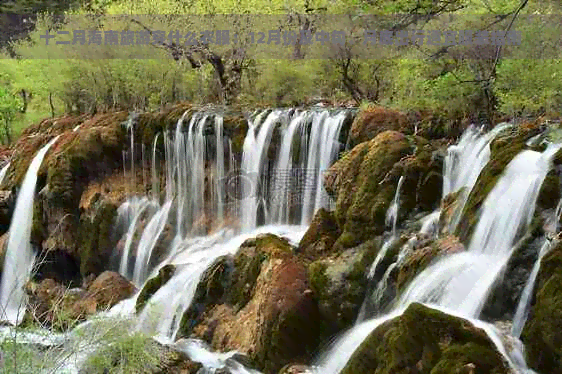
[0,136,60,325]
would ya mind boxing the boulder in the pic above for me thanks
[308,239,379,339]
[396,235,464,294]
[297,208,340,262]
[82,271,136,310]
[324,131,411,249]
[341,303,510,374]
[182,234,321,374]
[348,106,411,146]
[136,264,176,313]
[24,272,135,330]
[522,239,562,374]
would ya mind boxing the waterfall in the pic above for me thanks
[240,110,283,231]
[0,136,60,325]
[0,161,10,185]
[131,200,173,286]
[511,239,552,338]
[316,142,559,374]
[366,175,405,280]
[118,197,157,278]
[442,123,511,231]
[400,145,561,316]
[269,111,310,224]
[151,133,160,201]
[136,225,306,340]
[300,111,347,224]
[240,109,348,231]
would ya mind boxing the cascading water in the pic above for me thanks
[315,139,560,374]
[365,175,405,280]
[400,145,560,316]
[356,176,405,320]
[135,225,306,341]
[103,108,351,373]
[240,109,348,230]
[512,199,562,337]
[0,136,60,325]
[511,239,552,338]
[0,161,11,185]
[442,123,511,231]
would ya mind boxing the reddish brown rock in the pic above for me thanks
[184,234,321,374]
[349,106,411,146]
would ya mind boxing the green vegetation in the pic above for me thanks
[0,0,560,142]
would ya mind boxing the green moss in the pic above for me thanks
[223,112,248,155]
[229,246,266,310]
[135,265,176,313]
[330,131,412,249]
[79,200,118,277]
[308,261,329,298]
[308,239,380,339]
[341,303,509,374]
[522,240,562,374]
[31,199,46,247]
[178,255,233,338]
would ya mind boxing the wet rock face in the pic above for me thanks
[136,264,176,313]
[297,208,340,262]
[78,197,119,278]
[341,303,510,374]
[396,235,465,295]
[180,234,321,374]
[308,239,378,339]
[482,231,543,321]
[324,131,411,249]
[0,189,15,234]
[522,239,562,374]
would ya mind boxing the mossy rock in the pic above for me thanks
[455,124,542,242]
[178,255,234,337]
[522,239,562,374]
[297,208,340,262]
[308,239,380,339]
[396,236,464,296]
[348,106,411,146]
[537,171,561,211]
[325,131,412,249]
[136,264,176,313]
[78,199,119,277]
[223,112,249,156]
[341,303,509,374]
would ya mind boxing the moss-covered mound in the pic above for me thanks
[341,303,509,374]
[324,131,411,249]
[297,208,340,262]
[308,239,379,339]
[136,264,176,313]
[348,106,411,146]
[179,233,320,374]
[522,239,562,374]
